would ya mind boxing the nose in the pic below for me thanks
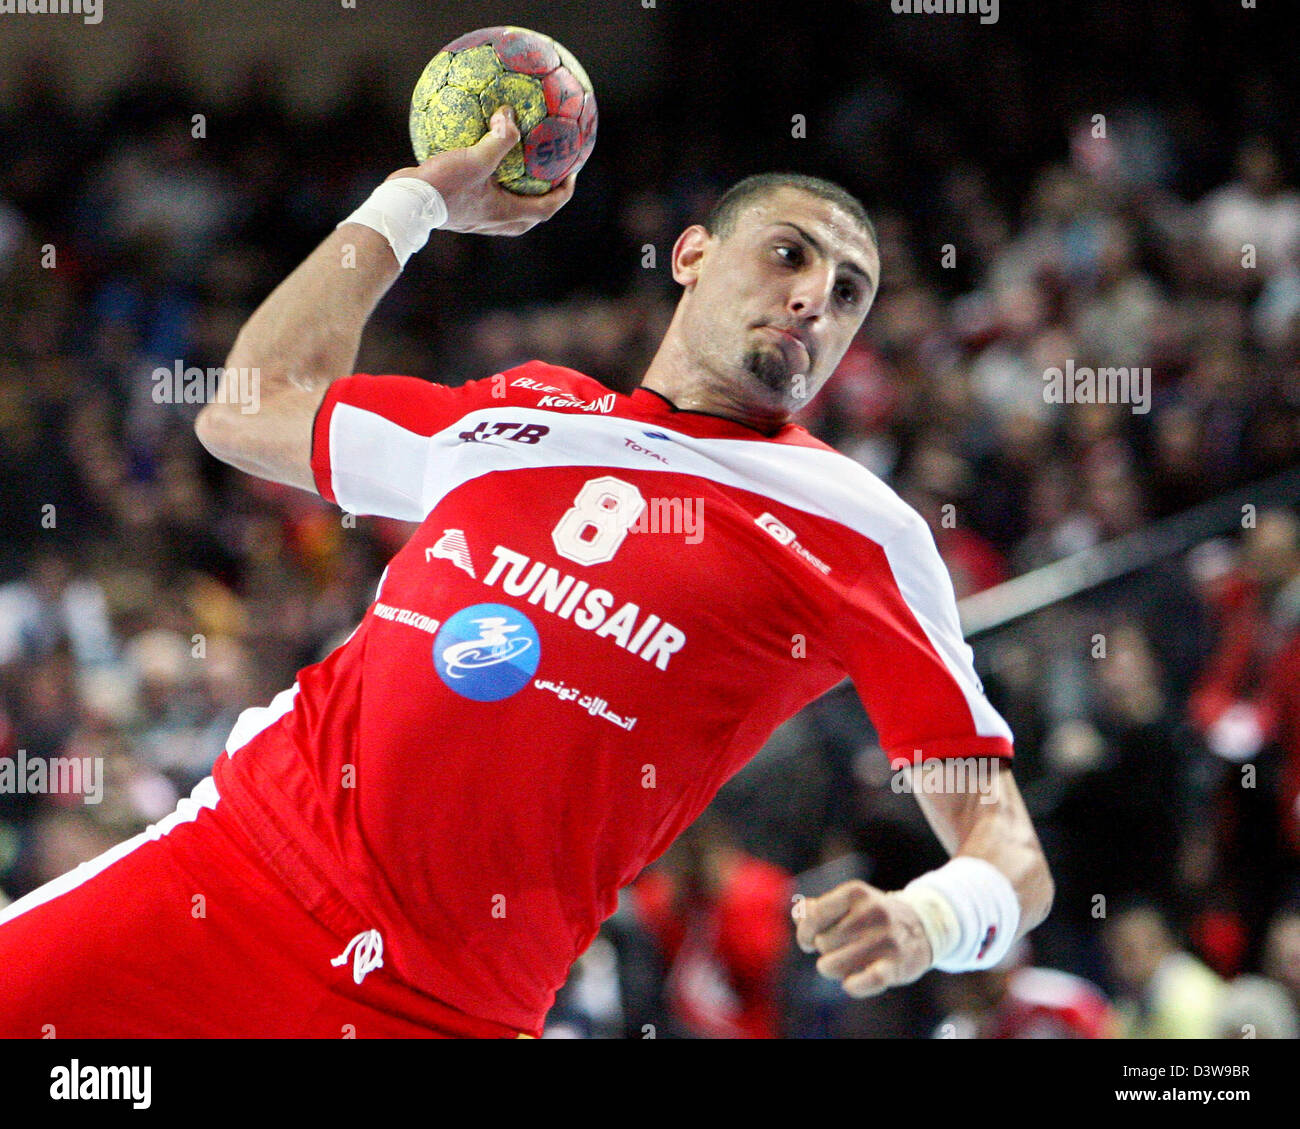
[787,263,834,320]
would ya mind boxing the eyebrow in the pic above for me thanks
[770,222,877,291]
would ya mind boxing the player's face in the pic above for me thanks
[679,188,879,412]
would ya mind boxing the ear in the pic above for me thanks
[670,225,712,288]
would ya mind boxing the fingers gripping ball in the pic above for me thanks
[410,26,597,196]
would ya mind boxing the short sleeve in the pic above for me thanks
[311,373,500,519]
[836,513,1014,768]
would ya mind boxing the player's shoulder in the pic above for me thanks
[750,427,930,549]
[495,359,614,405]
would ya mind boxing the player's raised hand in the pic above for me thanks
[794,879,934,998]
[385,105,575,237]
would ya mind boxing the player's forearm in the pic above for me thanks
[796,771,1054,993]
[913,763,1054,938]
[951,798,1054,939]
[197,222,401,490]
[224,222,400,389]
[198,110,571,492]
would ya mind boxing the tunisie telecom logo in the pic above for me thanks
[433,603,541,702]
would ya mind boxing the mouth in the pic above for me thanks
[759,325,811,365]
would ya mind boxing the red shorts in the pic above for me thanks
[0,780,531,1038]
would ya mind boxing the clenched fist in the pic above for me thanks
[794,880,934,998]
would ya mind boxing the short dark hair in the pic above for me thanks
[704,173,877,247]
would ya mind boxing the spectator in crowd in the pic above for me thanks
[1210,975,1299,1040]
[932,942,1116,1039]
[1188,511,1300,949]
[1261,906,1300,1019]
[0,551,117,670]
[629,812,794,1039]
[1103,904,1226,1038]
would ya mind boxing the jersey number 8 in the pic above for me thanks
[551,476,646,566]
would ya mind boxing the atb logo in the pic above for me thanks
[755,512,796,545]
[433,603,540,702]
[457,420,549,445]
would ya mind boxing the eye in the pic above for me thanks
[836,282,861,307]
[774,243,803,266]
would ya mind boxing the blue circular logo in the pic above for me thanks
[433,603,540,702]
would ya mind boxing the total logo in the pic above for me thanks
[754,512,831,575]
[623,436,668,464]
[432,603,541,702]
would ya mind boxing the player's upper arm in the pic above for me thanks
[836,511,1014,766]
[307,371,513,520]
[196,369,499,512]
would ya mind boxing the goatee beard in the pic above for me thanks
[743,345,791,397]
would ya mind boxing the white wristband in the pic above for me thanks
[338,178,448,268]
[896,857,1020,972]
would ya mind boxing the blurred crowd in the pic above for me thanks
[1,5,1298,1037]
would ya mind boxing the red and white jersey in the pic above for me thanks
[938,967,1116,1039]
[211,361,1013,1033]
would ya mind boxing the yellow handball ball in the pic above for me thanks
[409,26,597,196]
